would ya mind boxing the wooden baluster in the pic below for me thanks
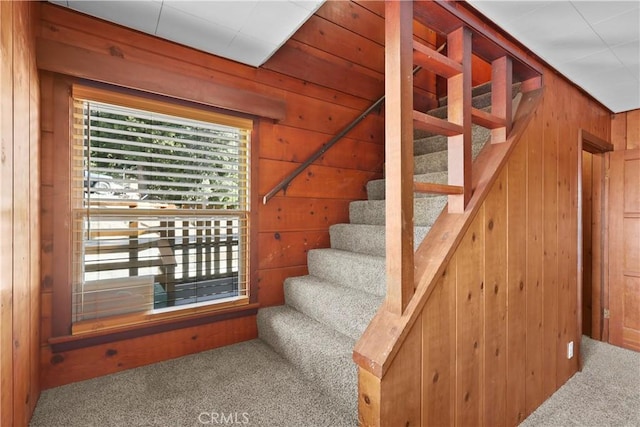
[447,26,472,213]
[178,219,189,305]
[385,0,414,315]
[206,219,212,278]
[491,55,513,143]
[129,219,139,277]
[214,219,221,279]
[166,219,176,305]
[226,219,233,275]
[196,218,203,281]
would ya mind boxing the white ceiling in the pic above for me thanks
[50,0,325,67]
[468,0,640,113]
[51,1,639,113]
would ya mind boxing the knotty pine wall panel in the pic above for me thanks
[0,2,40,425]
[37,1,406,387]
[505,135,528,426]
[612,109,640,151]
[482,168,507,426]
[414,71,610,426]
[40,316,258,389]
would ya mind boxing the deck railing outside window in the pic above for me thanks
[70,91,251,323]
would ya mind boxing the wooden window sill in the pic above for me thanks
[49,300,259,353]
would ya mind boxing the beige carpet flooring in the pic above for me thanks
[30,336,638,426]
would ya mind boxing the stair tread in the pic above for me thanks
[350,197,447,227]
[285,275,383,341]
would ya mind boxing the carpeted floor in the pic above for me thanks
[31,336,638,426]
[521,336,640,426]
[30,340,355,427]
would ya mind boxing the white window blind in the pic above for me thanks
[71,91,251,323]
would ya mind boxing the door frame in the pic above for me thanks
[577,129,613,369]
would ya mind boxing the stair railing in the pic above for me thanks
[385,0,514,314]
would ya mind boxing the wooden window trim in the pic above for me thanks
[72,85,254,130]
[49,303,260,353]
[49,76,260,342]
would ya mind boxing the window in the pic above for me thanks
[71,86,251,326]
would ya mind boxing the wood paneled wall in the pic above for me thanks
[370,72,610,426]
[612,109,640,151]
[607,109,639,350]
[0,2,41,425]
[37,1,434,387]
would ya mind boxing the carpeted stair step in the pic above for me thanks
[349,196,447,227]
[414,123,491,156]
[257,306,357,413]
[414,138,486,174]
[367,171,448,200]
[284,275,383,340]
[329,223,431,256]
[427,91,494,120]
[438,81,493,107]
[415,82,521,140]
[414,134,449,156]
[307,248,385,297]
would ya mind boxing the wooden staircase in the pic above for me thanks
[258,2,545,425]
[257,81,519,423]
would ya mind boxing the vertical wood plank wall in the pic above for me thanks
[611,109,640,151]
[608,109,639,349]
[397,72,610,426]
[0,2,41,425]
[37,2,436,388]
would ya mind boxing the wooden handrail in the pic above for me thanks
[262,66,425,205]
[261,93,386,204]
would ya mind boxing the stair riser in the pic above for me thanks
[414,134,448,156]
[438,81,493,107]
[349,197,447,227]
[330,223,430,257]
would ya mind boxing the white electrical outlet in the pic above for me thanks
[567,341,574,359]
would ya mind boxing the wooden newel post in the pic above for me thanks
[385,0,415,315]
[491,55,513,143]
[447,26,472,213]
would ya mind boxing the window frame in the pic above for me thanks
[49,79,260,340]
